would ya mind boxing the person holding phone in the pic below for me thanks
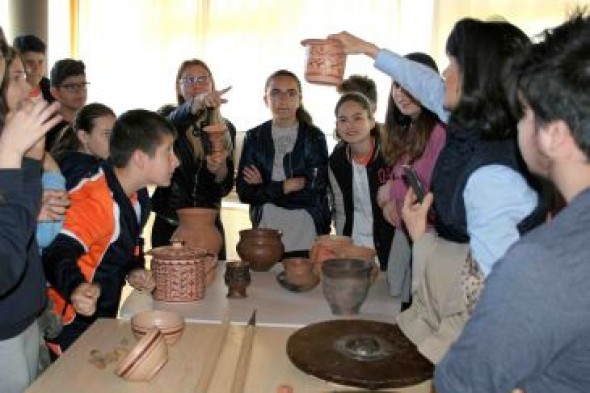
[328,92,394,270]
[329,18,547,363]
[373,53,446,309]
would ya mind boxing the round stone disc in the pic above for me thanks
[286,319,433,389]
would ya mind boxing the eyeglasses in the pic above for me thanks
[179,75,209,86]
[59,82,90,92]
[268,89,300,100]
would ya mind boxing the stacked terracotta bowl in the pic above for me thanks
[116,310,185,381]
[115,328,168,381]
[130,310,185,345]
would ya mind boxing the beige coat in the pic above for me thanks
[396,233,471,364]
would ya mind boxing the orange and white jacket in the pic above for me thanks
[43,163,150,325]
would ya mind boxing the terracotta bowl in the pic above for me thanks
[282,257,319,288]
[131,310,185,346]
[115,328,168,381]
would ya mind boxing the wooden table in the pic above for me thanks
[26,318,431,393]
[120,262,401,327]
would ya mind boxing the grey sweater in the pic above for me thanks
[435,187,590,392]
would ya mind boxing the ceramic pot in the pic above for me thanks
[282,257,318,288]
[301,38,347,86]
[236,228,284,271]
[116,328,168,381]
[338,244,379,283]
[321,258,372,316]
[172,208,221,284]
[148,241,208,302]
[131,310,185,345]
[224,260,251,298]
[309,235,353,275]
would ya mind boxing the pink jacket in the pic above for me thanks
[389,123,446,202]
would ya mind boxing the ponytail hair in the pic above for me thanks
[51,102,115,158]
[265,69,313,126]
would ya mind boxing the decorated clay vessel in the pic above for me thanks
[148,241,208,302]
[301,38,347,86]
[236,228,284,271]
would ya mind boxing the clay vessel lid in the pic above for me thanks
[148,240,208,260]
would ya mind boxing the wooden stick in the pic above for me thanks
[230,310,257,393]
[194,309,231,393]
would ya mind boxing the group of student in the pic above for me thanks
[0,8,589,393]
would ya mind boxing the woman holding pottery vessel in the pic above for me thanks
[328,19,547,363]
[236,69,331,258]
[375,52,446,309]
[328,92,393,271]
[151,59,236,260]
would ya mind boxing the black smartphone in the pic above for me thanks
[402,165,425,203]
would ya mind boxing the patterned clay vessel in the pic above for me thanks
[301,39,347,86]
[148,241,208,302]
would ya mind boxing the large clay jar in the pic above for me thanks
[301,39,347,86]
[236,228,284,271]
[321,258,372,316]
[172,208,221,285]
[149,241,208,302]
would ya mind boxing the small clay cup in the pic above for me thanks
[224,260,251,298]
[321,258,372,316]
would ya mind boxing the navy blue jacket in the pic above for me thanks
[0,158,46,339]
[236,120,331,235]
